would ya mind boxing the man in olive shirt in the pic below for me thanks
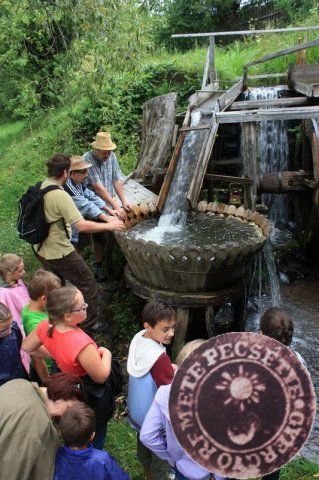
[36,153,125,334]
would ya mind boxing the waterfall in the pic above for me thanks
[140,109,207,243]
[246,87,289,225]
[159,110,202,228]
[262,241,281,307]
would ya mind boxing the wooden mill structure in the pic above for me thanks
[120,27,319,353]
[133,26,319,250]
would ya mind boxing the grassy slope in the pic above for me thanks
[1,15,319,478]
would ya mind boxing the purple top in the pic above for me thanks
[0,280,30,371]
[140,384,225,480]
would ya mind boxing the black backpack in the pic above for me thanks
[17,182,69,245]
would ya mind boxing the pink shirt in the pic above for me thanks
[0,280,30,371]
[37,321,97,377]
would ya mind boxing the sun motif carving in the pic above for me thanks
[216,365,266,412]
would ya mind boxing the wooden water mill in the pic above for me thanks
[116,28,319,355]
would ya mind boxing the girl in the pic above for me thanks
[140,340,225,480]
[23,285,113,450]
[0,302,29,386]
[0,254,30,371]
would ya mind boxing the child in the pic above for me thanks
[127,302,176,480]
[22,268,61,383]
[0,302,29,386]
[54,403,129,480]
[259,307,305,480]
[22,285,113,450]
[140,340,225,480]
[0,253,30,371]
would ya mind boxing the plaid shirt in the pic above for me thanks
[84,151,124,201]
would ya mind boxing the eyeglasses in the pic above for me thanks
[72,302,88,313]
[74,169,88,174]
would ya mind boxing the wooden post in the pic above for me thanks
[242,122,258,210]
[201,47,210,89]
[173,307,190,359]
[209,36,217,83]
[205,306,215,337]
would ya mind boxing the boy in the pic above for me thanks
[127,302,176,480]
[22,269,61,382]
[54,403,129,480]
[259,307,305,480]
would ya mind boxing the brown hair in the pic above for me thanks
[141,302,176,328]
[59,403,95,448]
[27,268,61,300]
[44,373,86,403]
[260,307,294,346]
[0,302,11,324]
[176,339,206,366]
[46,286,79,337]
[46,153,70,178]
[0,254,22,282]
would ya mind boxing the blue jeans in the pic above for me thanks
[93,424,107,450]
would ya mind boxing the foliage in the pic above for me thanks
[0,0,156,118]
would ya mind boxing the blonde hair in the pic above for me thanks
[27,269,61,300]
[176,339,206,366]
[0,254,22,283]
[0,302,11,324]
[46,286,79,337]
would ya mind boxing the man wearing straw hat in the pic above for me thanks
[83,131,131,282]
[36,153,125,335]
[64,155,119,258]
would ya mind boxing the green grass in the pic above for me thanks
[107,419,319,479]
[107,419,144,479]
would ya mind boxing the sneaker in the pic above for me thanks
[83,320,109,334]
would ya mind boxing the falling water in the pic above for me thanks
[159,110,202,228]
[261,241,281,307]
[140,109,208,243]
[246,87,289,225]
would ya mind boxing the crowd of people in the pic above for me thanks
[0,130,305,479]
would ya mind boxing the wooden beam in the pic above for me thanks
[209,157,241,165]
[247,73,287,79]
[242,123,258,209]
[209,35,217,83]
[288,64,319,83]
[204,174,253,185]
[187,80,244,208]
[218,79,244,111]
[292,80,319,98]
[244,37,319,69]
[217,106,319,123]
[229,97,308,110]
[179,124,211,132]
[157,107,191,212]
[172,26,319,38]
[201,47,210,90]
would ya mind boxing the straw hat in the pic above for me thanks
[92,131,116,151]
[169,332,315,479]
[69,156,92,172]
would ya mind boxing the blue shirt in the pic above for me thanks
[84,151,124,202]
[0,321,28,386]
[54,444,130,480]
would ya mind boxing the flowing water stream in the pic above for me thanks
[246,86,289,226]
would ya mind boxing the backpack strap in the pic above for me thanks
[39,184,71,245]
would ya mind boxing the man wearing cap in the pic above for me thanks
[36,153,125,334]
[64,156,119,259]
[83,131,130,281]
